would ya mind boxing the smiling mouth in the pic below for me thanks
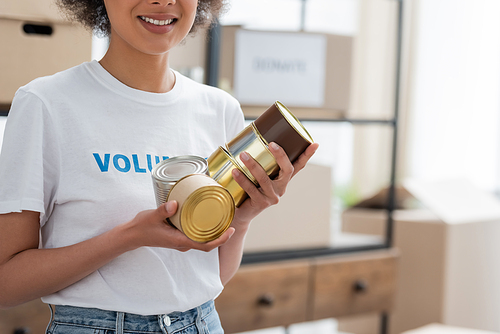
[139,16,176,26]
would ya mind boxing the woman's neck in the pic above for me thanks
[99,43,175,94]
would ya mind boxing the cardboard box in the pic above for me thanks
[0,18,92,104]
[243,163,332,253]
[219,26,352,119]
[342,179,500,334]
[0,0,66,23]
[402,323,500,334]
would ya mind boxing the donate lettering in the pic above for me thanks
[252,57,307,74]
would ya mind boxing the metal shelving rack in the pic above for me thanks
[205,1,405,333]
[206,0,403,259]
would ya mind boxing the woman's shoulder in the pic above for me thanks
[18,62,94,97]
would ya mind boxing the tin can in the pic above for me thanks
[167,173,235,242]
[253,101,314,163]
[207,146,251,207]
[226,122,280,181]
[151,155,208,208]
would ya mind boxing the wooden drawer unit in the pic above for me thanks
[215,260,310,333]
[311,250,398,319]
[0,299,51,334]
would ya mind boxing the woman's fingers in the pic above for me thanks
[291,142,319,177]
[159,200,177,218]
[268,142,294,182]
[196,227,235,251]
[168,225,235,253]
[234,142,319,206]
[178,227,235,252]
[266,142,294,197]
[231,166,265,202]
[239,152,269,186]
[152,200,234,252]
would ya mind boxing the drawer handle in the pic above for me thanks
[353,279,368,293]
[257,293,275,306]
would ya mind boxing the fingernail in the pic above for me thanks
[166,201,176,213]
[270,142,279,150]
[240,152,249,161]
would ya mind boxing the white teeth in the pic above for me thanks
[140,16,174,26]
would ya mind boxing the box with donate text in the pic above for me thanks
[219,26,353,119]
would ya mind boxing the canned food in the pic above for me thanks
[253,101,314,162]
[207,146,251,207]
[226,122,280,181]
[167,173,235,243]
[151,155,208,208]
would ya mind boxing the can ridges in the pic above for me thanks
[152,156,208,181]
[180,185,235,242]
[151,155,208,208]
[166,173,235,243]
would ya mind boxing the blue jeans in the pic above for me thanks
[45,300,224,334]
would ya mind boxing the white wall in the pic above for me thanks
[403,1,500,331]
[407,0,500,192]
[220,0,359,35]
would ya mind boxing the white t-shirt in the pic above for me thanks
[0,61,244,315]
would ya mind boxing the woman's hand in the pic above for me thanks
[218,141,319,285]
[231,141,320,226]
[124,201,235,252]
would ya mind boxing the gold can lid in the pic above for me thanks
[180,185,235,242]
[275,101,314,144]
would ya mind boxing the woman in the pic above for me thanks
[0,0,319,333]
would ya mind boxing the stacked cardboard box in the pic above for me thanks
[0,0,92,106]
[402,323,500,334]
[243,163,332,253]
[342,179,500,334]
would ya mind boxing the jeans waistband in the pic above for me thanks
[50,300,215,333]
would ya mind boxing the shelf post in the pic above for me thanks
[205,20,221,87]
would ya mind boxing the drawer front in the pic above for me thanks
[311,250,398,319]
[0,299,51,334]
[215,260,310,333]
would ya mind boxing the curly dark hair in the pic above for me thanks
[55,0,227,37]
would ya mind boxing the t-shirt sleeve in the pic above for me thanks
[0,89,60,225]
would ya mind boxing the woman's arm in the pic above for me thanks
[0,201,234,309]
[218,142,319,285]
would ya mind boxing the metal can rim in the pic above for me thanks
[170,176,234,242]
[219,145,258,186]
[151,155,208,182]
[275,101,314,144]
